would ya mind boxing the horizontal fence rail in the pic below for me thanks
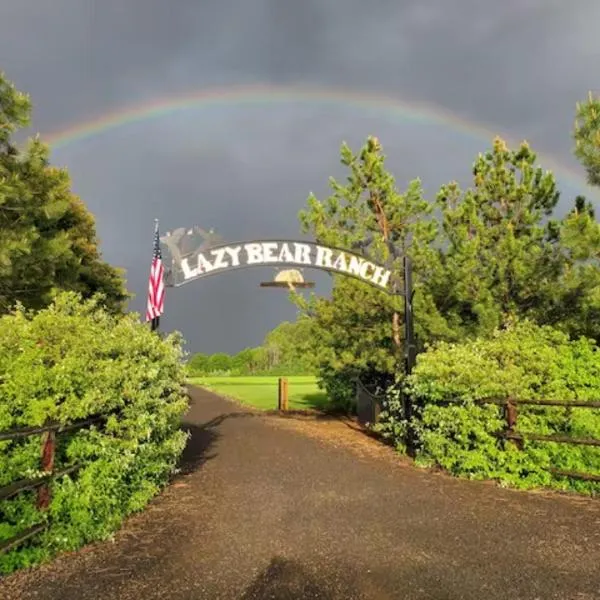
[501,431,600,447]
[0,414,107,442]
[440,397,600,483]
[356,383,600,484]
[0,464,82,502]
[431,397,600,409]
[0,412,117,555]
[548,468,600,483]
[473,398,600,409]
[0,524,48,555]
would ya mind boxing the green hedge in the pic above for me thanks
[0,293,189,574]
[400,322,600,495]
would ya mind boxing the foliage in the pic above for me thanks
[574,91,600,187]
[432,138,557,337]
[432,138,600,341]
[186,316,318,377]
[401,322,599,495]
[206,352,233,374]
[187,352,211,375]
[0,72,128,314]
[299,278,396,409]
[297,135,600,412]
[297,136,437,406]
[262,316,318,374]
[0,293,189,574]
[546,196,600,340]
[231,346,270,374]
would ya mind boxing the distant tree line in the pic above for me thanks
[187,317,318,376]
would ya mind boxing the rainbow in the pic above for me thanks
[45,83,596,199]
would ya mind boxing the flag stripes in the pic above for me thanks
[146,220,165,323]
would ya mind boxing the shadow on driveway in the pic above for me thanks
[240,557,338,600]
[178,411,260,475]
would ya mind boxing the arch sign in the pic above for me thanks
[160,228,396,294]
[158,224,415,374]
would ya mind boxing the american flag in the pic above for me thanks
[146,220,165,325]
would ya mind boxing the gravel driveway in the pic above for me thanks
[1,386,598,600]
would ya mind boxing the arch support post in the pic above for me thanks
[403,256,416,457]
[403,256,416,376]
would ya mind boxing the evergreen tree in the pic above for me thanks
[299,135,600,408]
[433,137,563,338]
[0,72,128,313]
[297,137,438,403]
[574,91,600,186]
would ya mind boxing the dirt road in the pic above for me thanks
[1,386,598,599]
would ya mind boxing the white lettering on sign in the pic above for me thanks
[244,243,264,264]
[180,257,197,280]
[315,246,333,268]
[332,252,348,272]
[278,243,295,263]
[293,243,312,265]
[371,265,391,288]
[262,242,279,262]
[348,255,362,277]
[225,245,242,266]
[198,253,214,273]
[210,248,228,270]
[175,241,392,291]
[360,261,374,279]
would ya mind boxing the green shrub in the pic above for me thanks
[0,293,189,574]
[317,366,394,415]
[316,367,357,413]
[404,321,600,495]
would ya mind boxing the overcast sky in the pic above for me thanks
[1,0,599,353]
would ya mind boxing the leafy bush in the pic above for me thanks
[0,293,189,574]
[402,321,600,495]
[317,367,357,413]
[372,384,408,452]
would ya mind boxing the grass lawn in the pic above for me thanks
[188,375,329,411]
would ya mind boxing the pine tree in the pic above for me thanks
[574,91,600,186]
[0,72,128,313]
[297,137,438,403]
[433,137,562,337]
[299,134,600,408]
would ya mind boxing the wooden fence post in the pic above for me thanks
[278,378,289,411]
[504,398,523,450]
[37,430,56,510]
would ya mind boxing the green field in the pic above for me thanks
[188,375,328,411]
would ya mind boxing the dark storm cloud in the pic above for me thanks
[0,0,599,352]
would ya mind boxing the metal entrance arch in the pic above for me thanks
[158,226,416,374]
